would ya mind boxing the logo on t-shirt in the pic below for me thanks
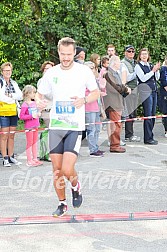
[53,77,58,85]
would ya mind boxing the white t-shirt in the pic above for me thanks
[38,62,98,130]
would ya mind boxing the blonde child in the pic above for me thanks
[20,85,43,166]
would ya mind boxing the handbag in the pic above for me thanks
[16,100,21,118]
[0,101,17,116]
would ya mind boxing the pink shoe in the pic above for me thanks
[26,160,38,167]
[33,159,43,166]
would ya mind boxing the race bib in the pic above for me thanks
[50,101,78,129]
[56,101,75,114]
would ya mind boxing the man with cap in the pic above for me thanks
[121,45,140,142]
[74,46,86,64]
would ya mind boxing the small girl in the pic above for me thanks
[20,85,43,166]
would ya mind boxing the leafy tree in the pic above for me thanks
[0,0,166,88]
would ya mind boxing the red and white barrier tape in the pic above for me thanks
[0,114,166,135]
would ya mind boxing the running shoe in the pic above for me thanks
[71,181,83,208]
[52,203,68,217]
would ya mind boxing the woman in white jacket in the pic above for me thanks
[0,62,22,167]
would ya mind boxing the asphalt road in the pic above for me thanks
[1,119,167,252]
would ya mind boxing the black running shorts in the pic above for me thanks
[49,130,82,155]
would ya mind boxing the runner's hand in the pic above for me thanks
[36,99,48,110]
[71,96,85,109]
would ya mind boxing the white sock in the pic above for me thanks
[59,200,67,206]
[71,181,79,191]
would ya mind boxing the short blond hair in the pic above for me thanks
[57,37,76,51]
[107,44,115,49]
[1,62,13,72]
[22,85,36,100]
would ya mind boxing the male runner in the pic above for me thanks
[36,37,99,217]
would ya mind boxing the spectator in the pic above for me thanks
[84,61,104,157]
[135,48,160,145]
[121,45,140,142]
[90,53,101,78]
[159,55,167,137]
[20,85,43,167]
[74,47,87,140]
[74,46,86,64]
[37,61,55,127]
[107,44,116,58]
[0,62,22,167]
[98,55,110,96]
[98,55,110,133]
[103,56,131,153]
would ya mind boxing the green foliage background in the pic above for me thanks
[0,0,167,89]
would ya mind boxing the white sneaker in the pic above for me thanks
[125,136,140,142]
[9,156,22,165]
[120,140,126,146]
[3,158,11,167]
[165,132,167,138]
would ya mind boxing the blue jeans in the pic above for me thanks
[85,112,100,153]
[141,91,157,142]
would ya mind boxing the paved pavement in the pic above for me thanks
[1,119,167,252]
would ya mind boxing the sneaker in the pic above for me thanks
[0,152,3,160]
[90,151,104,157]
[120,140,126,146]
[9,156,22,165]
[165,132,167,138]
[144,140,158,145]
[3,157,11,167]
[52,203,68,217]
[71,181,83,208]
[97,150,105,155]
[125,135,141,142]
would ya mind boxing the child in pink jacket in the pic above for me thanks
[20,85,43,167]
